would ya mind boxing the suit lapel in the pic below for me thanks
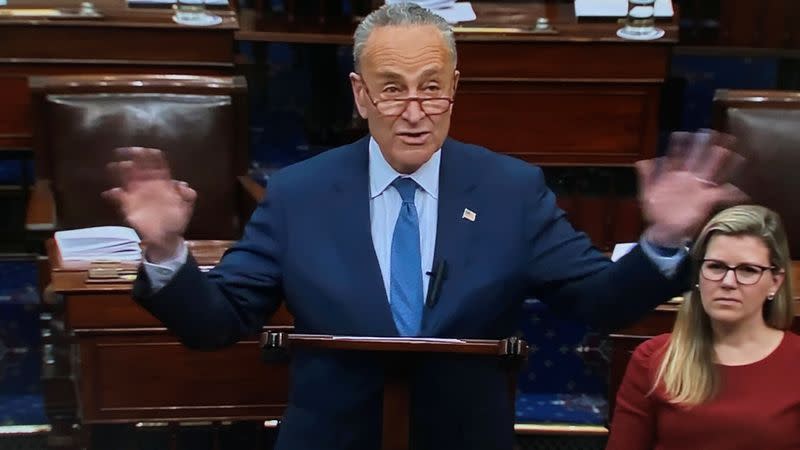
[422,139,480,335]
[328,138,399,336]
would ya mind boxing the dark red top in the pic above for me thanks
[607,332,800,450]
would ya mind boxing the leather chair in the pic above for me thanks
[25,75,263,241]
[713,89,800,257]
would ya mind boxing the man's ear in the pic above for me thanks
[349,72,369,119]
[453,69,460,94]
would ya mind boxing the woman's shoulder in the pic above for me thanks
[782,331,800,351]
[631,333,672,365]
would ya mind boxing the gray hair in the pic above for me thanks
[353,2,457,71]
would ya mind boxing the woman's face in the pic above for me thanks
[699,234,785,326]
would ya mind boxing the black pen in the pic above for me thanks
[425,260,447,308]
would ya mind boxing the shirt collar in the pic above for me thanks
[368,136,440,200]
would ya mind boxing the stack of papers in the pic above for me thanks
[385,0,476,24]
[55,226,142,262]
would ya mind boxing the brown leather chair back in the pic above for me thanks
[30,75,249,240]
[713,90,800,257]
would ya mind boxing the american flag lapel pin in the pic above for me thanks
[462,208,477,222]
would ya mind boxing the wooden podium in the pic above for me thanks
[260,332,529,450]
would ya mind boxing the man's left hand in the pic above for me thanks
[636,130,748,248]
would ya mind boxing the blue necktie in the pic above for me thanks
[390,177,424,336]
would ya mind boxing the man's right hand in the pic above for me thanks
[104,147,196,263]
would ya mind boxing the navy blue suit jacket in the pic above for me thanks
[135,136,688,450]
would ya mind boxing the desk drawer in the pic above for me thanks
[77,334,288,423]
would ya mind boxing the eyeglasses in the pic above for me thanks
[700,259,777,285]
[358,74,454,117]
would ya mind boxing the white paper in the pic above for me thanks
[55,226,142,261]
[574,0,674,18]
[385,1,476,24]
[610,242,637,262]
[432,3,476,24]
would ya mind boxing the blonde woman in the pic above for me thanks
[606,205,799,450]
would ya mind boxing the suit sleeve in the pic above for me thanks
[522,166,690,330]
[605,339,662,450]
[132,175,288,350]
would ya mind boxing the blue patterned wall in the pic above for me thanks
[0,260,46,426]
[514,300,608,425]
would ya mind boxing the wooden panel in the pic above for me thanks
[719,0,761,47]
[0,26,234,64]
[457,42,671,81]
[610,197,644,245]
[558,196,612,250]
[78,336,289,422]
[556,195,641,251]
[762,0,789,48]
[450,82,660,165]
[0,76,30,148]
[789,1,800,49]
[66,294,294,329]
[680,0,800,49]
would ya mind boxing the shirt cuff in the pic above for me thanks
[142,241,189,293]
[638,237,688,279]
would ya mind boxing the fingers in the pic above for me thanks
[665,132,693,172]
[634,158,658,194]
[712,147,746,187]
[694,143,729,184]
[694,131,743,186]
[101,187,124,204]
[106,160,134,190]
[685,131,714,173]
[173,180,197,203]
[664,130,746,188]
[109,147,171,188]
[101,187,131,216]
[129,147,170,172]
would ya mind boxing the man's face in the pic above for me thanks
[350,24,459,174]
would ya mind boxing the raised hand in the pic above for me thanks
[103,147,196,262]
[636,130,748,247]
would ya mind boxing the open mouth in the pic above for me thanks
[397,131,430,144]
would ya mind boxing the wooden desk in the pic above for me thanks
[608,261,800,420]
[237,1,678,166]
[43,239,292,449]
[0,0,239,149]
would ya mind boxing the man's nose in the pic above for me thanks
[401,99,427,123]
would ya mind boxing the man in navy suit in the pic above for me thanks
[106,4,744,449]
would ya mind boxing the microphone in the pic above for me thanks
[425,259,447,308]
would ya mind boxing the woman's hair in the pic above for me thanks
[652,204,794,405]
